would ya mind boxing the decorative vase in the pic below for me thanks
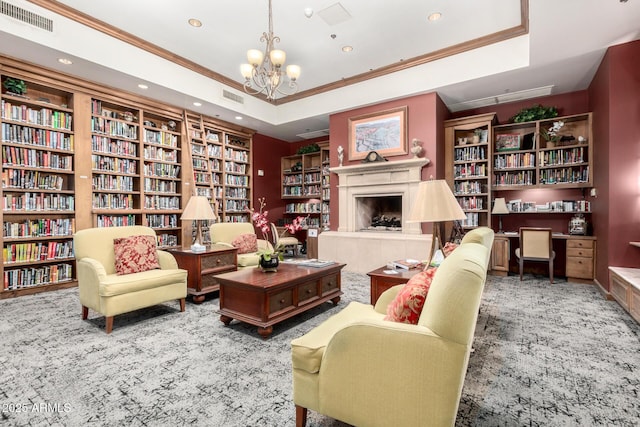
[259,254,279,272]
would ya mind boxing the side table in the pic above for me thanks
[367,266,423,305]
[170,245,237,303]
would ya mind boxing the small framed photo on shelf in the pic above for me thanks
[495,133,520,151]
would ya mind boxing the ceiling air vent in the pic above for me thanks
[0,0,53,32]
[222,90,244,104]
[296,129,330,140]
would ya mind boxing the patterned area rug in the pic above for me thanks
[1,272,639,426]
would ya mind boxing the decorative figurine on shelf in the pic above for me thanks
[411,138,423,158]
[337,145,344,167]
[167,120,177,131]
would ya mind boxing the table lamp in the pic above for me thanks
[180,195,216,253]
[491,197,509,233]
[407,179,467,264]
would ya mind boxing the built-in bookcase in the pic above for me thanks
[184,113,253,226]
[90,98,183,249]
[1,75,76,296]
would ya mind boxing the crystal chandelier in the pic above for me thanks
[240,0,300,100]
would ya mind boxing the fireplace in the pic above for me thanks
[319,158,432,273]
[356,195,402,231]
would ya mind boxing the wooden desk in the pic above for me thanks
[491,233,596,283]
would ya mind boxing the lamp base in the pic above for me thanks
[190,242,206,253]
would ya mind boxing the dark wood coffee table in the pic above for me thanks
[216,262,345,338]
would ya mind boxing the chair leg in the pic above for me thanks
[519,259,524,281]
[549,258,554,284]
[179,298,186,312]
[82,305,88,320]
[295,405,308,427]
[105,316,114,334]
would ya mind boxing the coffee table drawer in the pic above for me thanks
[298,280,320,305]
[269,289,294,315]
[322,274,339,295]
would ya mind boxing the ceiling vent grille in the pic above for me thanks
[222,90,244,104]
[296,129,330,139]
[0,1,53,32]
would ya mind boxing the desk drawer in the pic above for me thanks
[201,252,236,270]
[567,248,593,258]
[566,257,593,279]
[567,239,594,250]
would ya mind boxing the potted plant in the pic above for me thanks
[511,105,558,123]
[248,197,306,272]
[3,78,27,96]
[540,120,565,148]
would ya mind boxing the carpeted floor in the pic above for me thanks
[1,272,639,426]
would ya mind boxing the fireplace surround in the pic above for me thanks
[319,158,432,273]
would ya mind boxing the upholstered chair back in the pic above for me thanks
[519,227,553,258]
[418,242,490,346]
[74,225,156,275]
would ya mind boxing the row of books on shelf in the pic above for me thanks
[3,169,66,191]
[4,218,75,239]
[156,233,178,248]
[3,240,73,263]
[144,146,178,162]
[3,263,73,291]
[506,199,591,213]
[3,193,74,211]
[1,101,73,130]
[457,196,485,210]
[4,146,73,170]
[91,117,137,139]
[144,195,180,210]
[285,202,322,213]
[454,164,487,178]
[494,152,535,169]
[92,135,136,156]
[143,129,178,146]
[454,146,486,161]
[92,155,137,174]
[2,123,74,150]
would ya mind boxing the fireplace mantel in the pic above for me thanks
[330,157,430,176]
[331,157,430,234]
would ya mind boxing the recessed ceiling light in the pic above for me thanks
[58,58,72,65]
[193,102,202,107]
[235,116,243,120]
[342,46,353,53]
[188,18,202,27]
[137,84,148,89]
[428,12,442,21]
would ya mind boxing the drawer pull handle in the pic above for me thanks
[306,289,312,294]
[279,298,285,304]
[216,259,222,264]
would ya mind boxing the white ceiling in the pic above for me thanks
[1,0,639,141]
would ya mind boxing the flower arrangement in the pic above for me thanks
[248,197,306,261]
[541,120,565,143]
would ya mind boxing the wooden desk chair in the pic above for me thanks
[515,227,556,284]
[271,222,299,257]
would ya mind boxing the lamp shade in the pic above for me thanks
[492,197,510,214]
[180,196,216,221]
[407,180,466,223]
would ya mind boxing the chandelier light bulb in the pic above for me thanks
[240,63,254,79]
[286,64,301,80]
[270,49,286,67]
[247,49,264,66]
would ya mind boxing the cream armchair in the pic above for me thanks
[74,226,187,333]
[209,222,272,268]
[291,227,494,427]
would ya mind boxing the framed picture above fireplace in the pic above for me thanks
[348,106,408,161]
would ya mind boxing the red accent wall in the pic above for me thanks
[327,92,444,230]
[252,133,291,220]
[589,39,640,289]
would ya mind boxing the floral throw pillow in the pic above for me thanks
[443,242,459,257]
[113,235,161,275]
[231,233,258,254]
[384,267,438,324]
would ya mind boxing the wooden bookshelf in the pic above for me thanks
[1,75,77,297]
